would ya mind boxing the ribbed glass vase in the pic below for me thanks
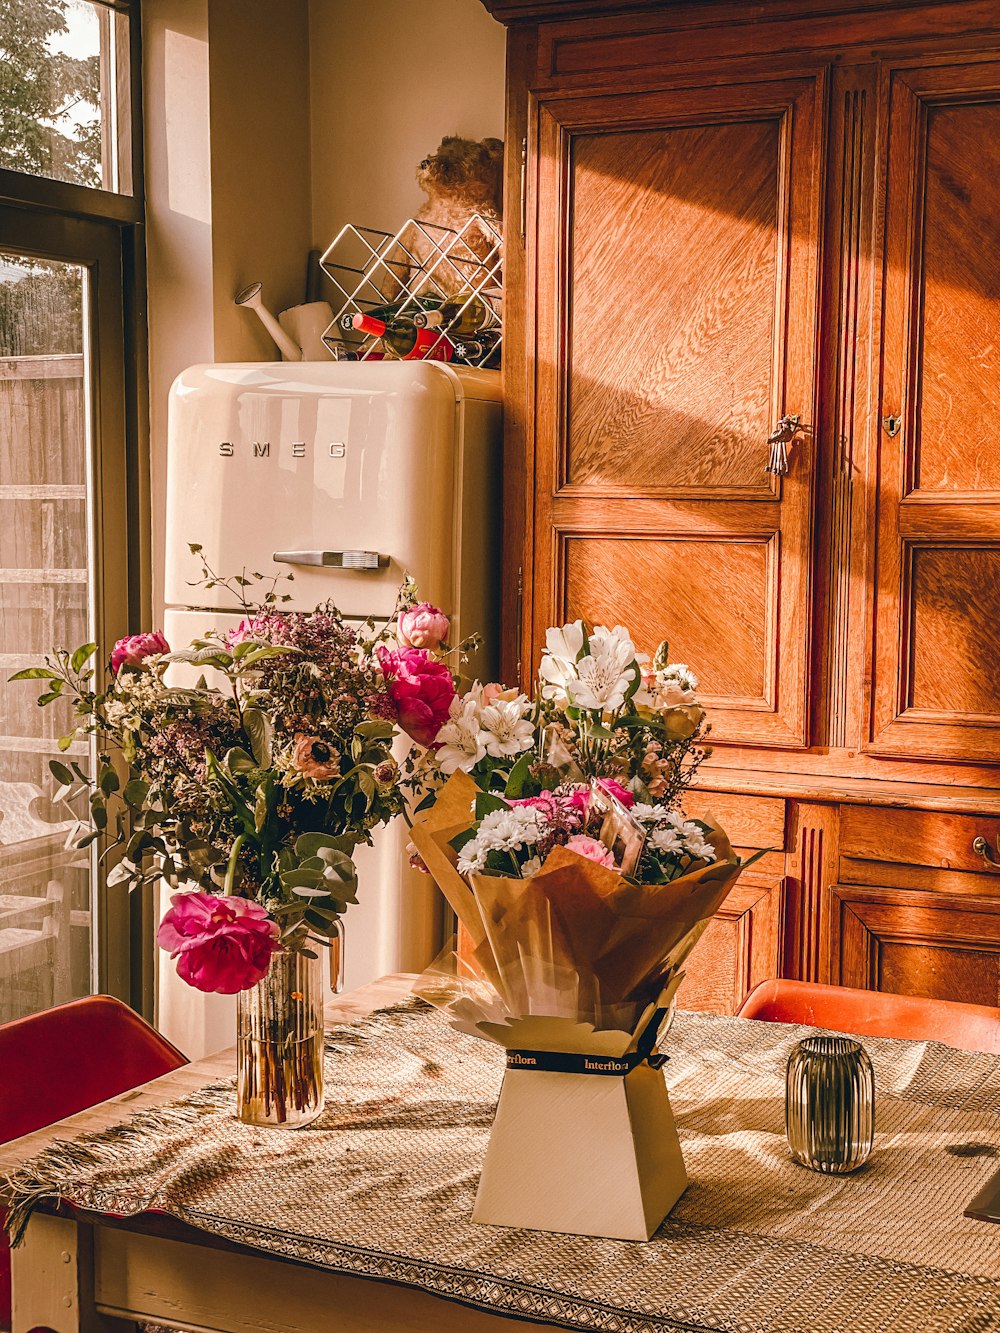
[785,1035,875,1174]
[237,949,324,1128]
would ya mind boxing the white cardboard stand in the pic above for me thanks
[473,1062,688,1241]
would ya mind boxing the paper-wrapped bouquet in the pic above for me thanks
[390,615,762,1239]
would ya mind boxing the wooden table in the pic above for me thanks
[1,975,529,1333]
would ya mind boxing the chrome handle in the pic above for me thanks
[764,414,802,476]
[273,549,389,571]
[973,836,1000,871]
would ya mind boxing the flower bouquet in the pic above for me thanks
[12,552,410,1126]
[401,619,761,1238]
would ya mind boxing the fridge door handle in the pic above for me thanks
[273,549,390,571]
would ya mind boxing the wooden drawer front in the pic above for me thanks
[677,875,782,1017]
[683,792,786,851]
[833,883,1000,1007]
[840,806,1000,879]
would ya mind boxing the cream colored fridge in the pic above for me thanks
[159,360,501,1056]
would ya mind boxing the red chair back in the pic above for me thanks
[737,979,1000,1054]
[0,995,188,1329]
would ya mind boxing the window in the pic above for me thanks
[0,0,134,193]
[0,0,146,1022]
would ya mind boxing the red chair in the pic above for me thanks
[0,995,188,1331]
[737,979,1000,1055]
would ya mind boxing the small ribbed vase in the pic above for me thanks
[785,1036,875,1174]
[237,949,324,1128]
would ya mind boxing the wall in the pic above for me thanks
[309,0,506,254]
[142,0,312,614]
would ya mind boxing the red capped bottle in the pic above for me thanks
[351,312,453,361]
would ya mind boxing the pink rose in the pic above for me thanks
[397,602,450,651]
[157,890,281,994]
[378,645,456,746]
[291,734,341,781]
[565,835,617,869]
[597,778,635,809]
[110,631,169,675]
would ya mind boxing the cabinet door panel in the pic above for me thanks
[871,62,1000,762]
[531,74,824,747]
[677,875,783,1015]
[833,883,1000,1006]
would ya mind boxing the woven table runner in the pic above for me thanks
[6,999,1000,1333]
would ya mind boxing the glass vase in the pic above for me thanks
[237,949,324,1128]
[785,1035,875,1174]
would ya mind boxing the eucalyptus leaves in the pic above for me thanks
[12,557,405,979]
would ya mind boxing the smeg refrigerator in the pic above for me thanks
[160,360,501,1056]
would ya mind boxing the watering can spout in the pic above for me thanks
[234,282,302,361]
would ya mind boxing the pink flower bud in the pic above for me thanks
[397,602,450,651]
[110,631,170,675]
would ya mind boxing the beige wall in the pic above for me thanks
[143,0,505,616]
[309,0,506,253]
[142,0,312,612]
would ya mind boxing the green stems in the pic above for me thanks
[224,832,246,896]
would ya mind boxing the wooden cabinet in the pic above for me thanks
[532,74,823,748]
[483,0,1000,1013]
[872,60,1000,764]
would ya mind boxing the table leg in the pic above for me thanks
[11,1212,131,1333]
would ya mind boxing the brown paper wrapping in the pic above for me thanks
[409,774,748,1049]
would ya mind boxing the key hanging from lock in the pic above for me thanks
[765,414,802,476]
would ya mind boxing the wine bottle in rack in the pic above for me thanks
[339,295,444,333]
[351,312,454,361]
[413,294,500,336]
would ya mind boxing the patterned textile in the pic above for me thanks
[6,1000,1000,1333]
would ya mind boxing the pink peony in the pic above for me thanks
[565,835,617,869]
[157,890,281,994]
[397,602,450,651]
[110,631,169,675]
[378,645,456,746]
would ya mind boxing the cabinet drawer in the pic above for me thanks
[684,791,786,851]
[840,806,1000,878]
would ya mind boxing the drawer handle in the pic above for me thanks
[972,836,1000,871]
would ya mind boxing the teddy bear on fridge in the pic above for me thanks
[383,135,504,297]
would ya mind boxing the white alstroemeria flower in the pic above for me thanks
[567,624,639,713]
[521,855,543,878]
[435,696,487,774]
[538,620,585,703]
[479,695,535,759]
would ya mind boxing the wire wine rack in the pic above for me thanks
[319,214,502,369]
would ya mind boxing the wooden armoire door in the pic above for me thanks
[528,74,825,747]
[871,61,1000,763]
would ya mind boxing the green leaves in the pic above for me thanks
[70,643,98,673]
[475,791,509,820]
[242,708,273,767]
[504,750,534,798]
[9,666,52,680]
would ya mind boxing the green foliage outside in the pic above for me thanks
[0,0,104,355]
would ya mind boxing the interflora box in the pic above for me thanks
[470,1009,688,1241]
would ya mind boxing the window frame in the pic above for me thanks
[0,0,150,1014]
